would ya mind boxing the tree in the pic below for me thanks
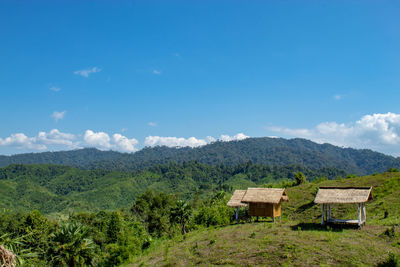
[107,212,121,243]
[47,222,97,267]
[131,190,176,237]
[170,200,192,235]
[294,172,306,185]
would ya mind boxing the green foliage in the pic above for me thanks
[294,172,306,185]
[388,168,400,173]
[0,162,346,215]
[0,233,38,266]
[377,252,399,267]
[1,171,400,266]
[170,200,192,235]
[47,222,98,266]
[194,192,234,227]
[131,190,176,237]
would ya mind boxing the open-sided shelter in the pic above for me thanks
[241,188,289,221]
[227,190,248,220]
[314,187,372,226]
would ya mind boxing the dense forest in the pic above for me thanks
[0,161,345,214]
[1,137,399,175]
[1,170,400,266]
[1,138,400,266]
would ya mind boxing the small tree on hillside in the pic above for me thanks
[170,200,192,235]
[294,172,306,185]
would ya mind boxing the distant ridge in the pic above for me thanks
[0,137,399,175]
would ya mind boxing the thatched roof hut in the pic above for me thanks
[314,187,373,226]
[314,187,372,204]
[239,188,289,221]
[227,190,248,207]
[241,188,289,204]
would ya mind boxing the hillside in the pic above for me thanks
[1,137,400,175]
[0,162,345,215]
[132,172,400,266]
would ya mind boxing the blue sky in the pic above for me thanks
[1,1,400,155]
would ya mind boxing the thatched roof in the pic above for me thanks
[241,188,289,204]
[227,190,248,207]
[0,244,15,267]
[314,187,372,204]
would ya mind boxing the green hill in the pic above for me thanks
[0,162,345,215]
[131,172,400,266]
[1,137,399,174]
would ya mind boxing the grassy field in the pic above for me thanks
[131,223,399,266]
[130,172,400,266]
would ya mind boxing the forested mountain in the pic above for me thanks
[0,162,345,214]
[1,137,399,175]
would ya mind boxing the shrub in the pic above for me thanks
[377,252,399,267]
[294,172,306,185]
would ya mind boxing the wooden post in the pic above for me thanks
[235,207,239,222]
[328,204,331,222]
[321,204,325,225]
[358,204,362,226]
[362,203,366,225]
[273,216,275,223]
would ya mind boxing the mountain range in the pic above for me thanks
[1,137,399,175]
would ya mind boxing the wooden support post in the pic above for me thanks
[362,203,366,225]
[321,204,325,225]
[235,207,239,222]
[358,204,362,226]
[328,204,331,222]
[273,216,275,223]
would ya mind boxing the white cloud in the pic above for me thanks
[145,136,207,148]
[219,133,249,142]
[334,94,343,100]
[0,130,248,153]
[51,111,66,122]
[0,129,79,151]
[268,112,400,156]
[74,67,102,78]
[148,122,157,127]
[144,133,249,148]
[0,133,45,150]
[36,129,76,147]
[153,69,161,75]
[83,130,111,149]
[50,86,61,92]
[0,129,138,153]
[83,130,139,152]
[112,134,139,152]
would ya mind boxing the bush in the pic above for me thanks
[377,252,399,267]
[294,172,306,185]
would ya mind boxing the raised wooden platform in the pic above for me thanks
[327,218,365,225]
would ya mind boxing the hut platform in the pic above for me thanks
[327,218,361,225]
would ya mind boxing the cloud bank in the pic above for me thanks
[0,129,139,153]
[144,133,249,148]
[268,112,400,156]
[0,131,249,153]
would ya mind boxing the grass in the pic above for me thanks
[129,172,400,266]
[130,223,400,266]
